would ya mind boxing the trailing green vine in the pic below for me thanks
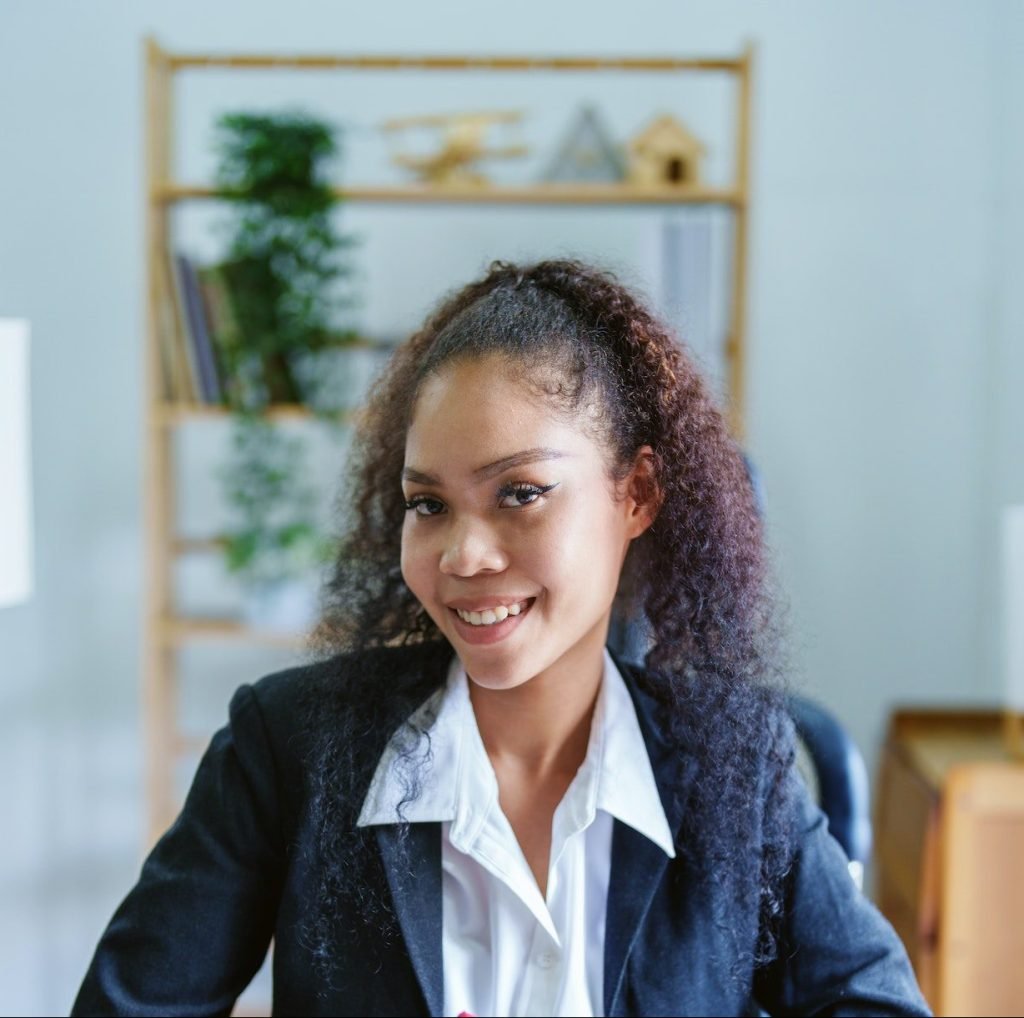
[211,111,354,593]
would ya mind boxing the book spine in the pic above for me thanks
[205,262,269,410]
[161,249,197,402]
[166,250,201,402]
[198,264,251,408]
[152,254,182,400]
[175,254,222,405]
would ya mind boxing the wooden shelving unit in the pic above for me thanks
[142,37,755,842]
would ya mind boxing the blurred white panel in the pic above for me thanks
[0,319,34,607]
[1004,505,1024,710]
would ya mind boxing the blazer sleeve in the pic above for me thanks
[71,683,286,1017]
[752,768,932,1017]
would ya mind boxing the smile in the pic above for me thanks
[447,597,536,645]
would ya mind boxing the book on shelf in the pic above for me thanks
[160,253,386,412]
[152,264,177,402]
[196,261,269,410]
[170,252,223,405]
[154,249,197,403]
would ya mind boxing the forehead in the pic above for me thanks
[405,357,594,474]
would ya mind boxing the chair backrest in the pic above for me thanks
[610,454,871,884]
[787,693,872,888]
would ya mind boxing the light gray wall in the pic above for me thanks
[983,3,1024,693]
[0,1,1019,1013]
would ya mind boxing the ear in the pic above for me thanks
[624,444,661,539]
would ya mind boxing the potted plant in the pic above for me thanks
[210,111,355,627]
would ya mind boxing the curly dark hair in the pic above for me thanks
[296,257,794,986]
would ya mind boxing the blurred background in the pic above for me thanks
[1,1,1023,1014]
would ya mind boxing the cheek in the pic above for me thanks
[400,518,430,601]
[530,498,624,592]
[568,503,630,601]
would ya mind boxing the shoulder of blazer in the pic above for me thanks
[239,641,454,795]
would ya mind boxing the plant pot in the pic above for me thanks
[241,575,320,634]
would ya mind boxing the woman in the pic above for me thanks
[73,259,930,1016]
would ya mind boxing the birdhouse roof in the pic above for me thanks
[629,114,706,157]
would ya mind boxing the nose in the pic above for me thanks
[439,517,508,577]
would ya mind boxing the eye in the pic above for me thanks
[403,495,445,517]
[496,481,558,509]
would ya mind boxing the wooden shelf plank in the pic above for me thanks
[173,536,228,555]
[161,616,308,648]
[167,53,743,73]
[173,733,210,758]
[154,182,744,208]
[155,403,356,426]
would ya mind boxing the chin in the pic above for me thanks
[453,645,541,691]
[464,667,534,692]
[456,651,524,687]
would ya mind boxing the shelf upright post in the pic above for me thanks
[727,43,754,441]
[142,36,178,846]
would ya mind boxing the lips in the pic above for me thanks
[445,595,537,612]
[447,596,536,646]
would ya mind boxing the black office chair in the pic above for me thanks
[608,619,873,889]
[609,454,872,886]
[786,693,871,888]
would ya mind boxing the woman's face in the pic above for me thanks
[400,355,654,692]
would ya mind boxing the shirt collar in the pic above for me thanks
[356,647,676,860]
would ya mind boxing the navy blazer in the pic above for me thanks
[72,647,930,1017]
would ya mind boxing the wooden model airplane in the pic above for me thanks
[382,110,528,186]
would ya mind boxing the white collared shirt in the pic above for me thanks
[357,647,675,1018]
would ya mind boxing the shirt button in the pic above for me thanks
[536,950,556,969]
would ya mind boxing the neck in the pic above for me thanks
[467,622,607,777]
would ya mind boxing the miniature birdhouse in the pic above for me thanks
[627,114,705,188]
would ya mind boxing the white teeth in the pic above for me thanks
[455,599,529,626]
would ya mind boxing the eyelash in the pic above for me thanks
[403,482,558,517]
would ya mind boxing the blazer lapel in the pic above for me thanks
[370,647,697,1018]
[375,823,444,1018]
[604,650,700,1016]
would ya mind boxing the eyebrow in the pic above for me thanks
[402,447,572,486]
